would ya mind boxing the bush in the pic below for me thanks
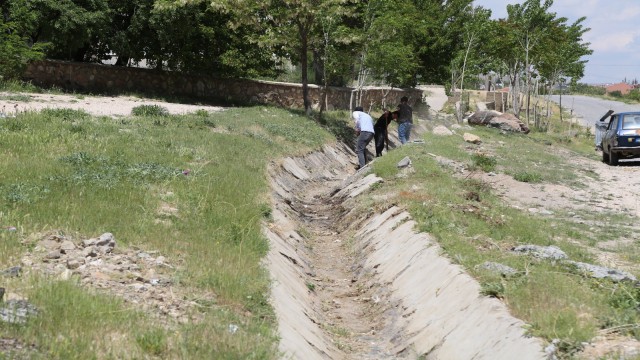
[471,153,497,172]
[131,105,170,117]
[513,171,542,183]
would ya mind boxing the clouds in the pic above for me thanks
[473,0,640,83]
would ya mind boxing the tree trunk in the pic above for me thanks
[299,23,311,115]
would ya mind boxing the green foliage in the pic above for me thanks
[480,281,505,298]
[40,108,91,121]
[30,0,111,61]
[131,104,170,117]
[0,0,48,80]
[471,152,497,172]
[609,90,623,98]
[627,89,640,102]
[136,329,168,356]
[572,83,607,96]
[512,171,543,183]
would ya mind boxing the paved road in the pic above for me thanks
[550,95,639,127]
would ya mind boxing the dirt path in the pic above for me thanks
[292,170,396,358]
[0,92,224,117]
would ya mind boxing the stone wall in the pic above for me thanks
[24,60,423,111]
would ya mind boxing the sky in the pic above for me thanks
[472,0,640,84]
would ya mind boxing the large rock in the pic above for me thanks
[468,110,530,134]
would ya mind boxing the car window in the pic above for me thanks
[608,116,618,130]
[622,115,640,130]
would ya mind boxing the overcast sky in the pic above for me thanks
[472,0,640,84]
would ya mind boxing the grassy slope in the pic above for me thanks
[0,105,341,359]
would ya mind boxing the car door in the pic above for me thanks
[603,115,619,151]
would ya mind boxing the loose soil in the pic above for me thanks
[3,91,640,359]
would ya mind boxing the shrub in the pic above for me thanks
[471,153,497,172]
[131,105,170,117]
[513,171,542,183]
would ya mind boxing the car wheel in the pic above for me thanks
[609,150,619,166]
[602,150,610,163]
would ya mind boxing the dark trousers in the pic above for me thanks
[356,131,374,167]
[374,130,386,157]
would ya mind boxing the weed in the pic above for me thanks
[480,281,505,298]
[1,183,50,204]
[1,118,27,132]
[512,171,543,183]
[306,282,316,292]
[194,109,209,117]
[131,104,170,117]
[471,152,497,172]
[40,108,91,121]
[136,329,168,356]
[0,94,32,102]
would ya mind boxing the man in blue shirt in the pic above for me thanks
[352,106,375,169]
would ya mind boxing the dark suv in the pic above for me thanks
[601,111,640,165]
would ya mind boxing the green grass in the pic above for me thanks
[0,105,336,359]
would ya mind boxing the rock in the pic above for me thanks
[46,250,62,260]
[566,261,637,282]
[468,110,530,134]
[59,268,73,280]
[82,246,97,257]
[67,259,82,270]
[432,125,453,136]
[60,240,76,252]
[96,233,115,247]
[0,299,38,324]
[463,133,481,144]
[477,262,517,277]
[397,156,412,168]
[512,245,567,260]
[2,266,22,278]
[0,287,4,301]
[83,239,97,247]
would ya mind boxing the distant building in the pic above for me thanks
[605,82,634,95]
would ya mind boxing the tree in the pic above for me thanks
[410,0,474,86]
[536,15,592,115]
[507,0,558,123]
[0,0,47,80]
[364,0,419,89]
[449,5,492,93]
[30,0,111,62]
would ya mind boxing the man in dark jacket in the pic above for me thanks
[374,109,396,157]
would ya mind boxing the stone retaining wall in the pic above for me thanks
[24,60,423,111]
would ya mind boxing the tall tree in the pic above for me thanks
[0,0,47,80]
[449,5,492,92]
[536,16,592,119]
[507,0,556,123]
[30,0,111,62]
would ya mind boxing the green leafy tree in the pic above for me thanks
[536,15,592,93]
[0,0,47,80]
[30,0,111,61]
[363,0,419,88]
[449,5,492,92]
[410,0,474,86]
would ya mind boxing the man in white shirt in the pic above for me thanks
[352,106,375,169]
